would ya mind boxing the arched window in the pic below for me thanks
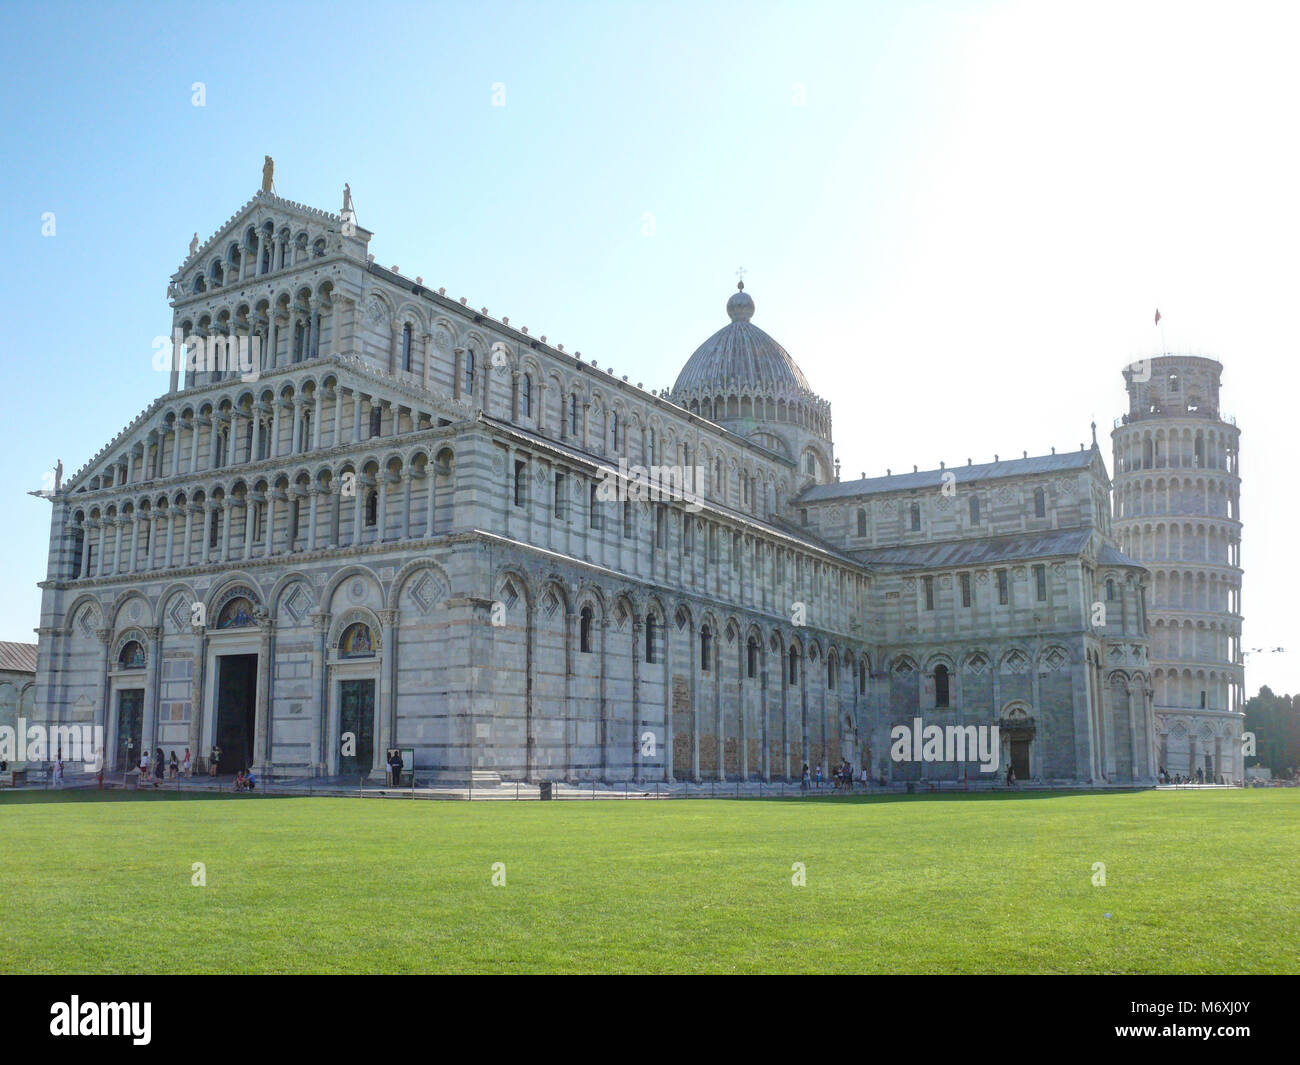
[857,508,867,537]
[365,489,378,527]
[402,322,412,372]
[340,621,374,658]
[859,660,867,694]
[579,606,594,653]
[463,348,475,397]
[910,502,921,531]
[1034,487,1046,518]
[609,411,620,452]
[569,393,579,437]
[369,408,382,438]
[647,428,656,464]
[520,374,532,418]
[934,664,950,708]
[969,495,980,525]
[1106,578,1116,600]
[645,614,658,664]
[788,646,799,686]
[513,460,526,508]
[700,626,712,672]
[118,641,145,669]
[805,453,816,476]
[828,656,838,689]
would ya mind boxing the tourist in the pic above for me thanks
[233,769,246,792]
[246,768,257,791]
[182,748,192,778]
[53,758,64,787]
[139,748,150,776]
[155,748,165,781]
[814,764,822,789]
[388,748,403,786]
[800,763,810,791]
[209,745,221,777]
[168,751,179,780]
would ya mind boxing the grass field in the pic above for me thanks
[1,788,1295,974]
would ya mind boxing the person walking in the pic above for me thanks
[182,748,192,778]
[209,745,221,777]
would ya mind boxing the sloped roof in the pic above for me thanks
[854,529,1092,571]
[0,642,38,674]
[801,449,1101,501]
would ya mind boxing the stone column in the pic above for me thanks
[290,400,303,456]
[307,486,320,551]
[219,502,232,562]
[271,400,282,459]
[96,627,115,768]
[141,627,163,760]
[630,614,641,782]
[690,618,700,782]
[310,613,329,774]
[253,619,274,774]
[376,609,397,780]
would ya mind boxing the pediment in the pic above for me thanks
[168,190,371,303]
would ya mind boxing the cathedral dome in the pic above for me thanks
[672,283,811,395]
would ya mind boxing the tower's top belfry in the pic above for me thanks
[1121,354,1225,423]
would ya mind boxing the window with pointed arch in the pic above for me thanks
[365,489,378,528]
[747,636,759,679]
[700,625,712,673]
[910,502,921,531]
[340,621,375,658]
[857,508,867,537]
[520,373,532,418]
[402,322,413,372]
[118,641,145,670]
[645,614,658,664]
[569,393,579,438]
[1034,487,1046,518]
[579,606,594,653]
[858,660,868,694]
[787,646,799,686]
[827,656,838,690]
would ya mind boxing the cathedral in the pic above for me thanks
[31,179,1233,787]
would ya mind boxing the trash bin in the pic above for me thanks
[539,781,553,801]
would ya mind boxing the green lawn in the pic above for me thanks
[1,788,1295,973]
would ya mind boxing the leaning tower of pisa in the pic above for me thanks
[1111,355,1245,782]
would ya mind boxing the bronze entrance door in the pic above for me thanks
[339,679,375,777]
[115,689,144,770]
[215,654,258,773]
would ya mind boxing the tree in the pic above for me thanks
[1243,686,1300,777]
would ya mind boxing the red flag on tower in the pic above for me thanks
[1154,309,1162,326]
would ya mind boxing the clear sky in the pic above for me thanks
[1,0,1295,694]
